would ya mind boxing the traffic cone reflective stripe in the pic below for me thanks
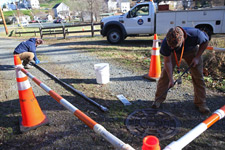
[14,55,49,132]
[144,34,161,81]
[17,75,28,82]
[152,34,159,51]
[17,77,31,91]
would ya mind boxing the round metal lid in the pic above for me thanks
[125,108,180,140]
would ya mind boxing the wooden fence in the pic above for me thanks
[15,23,101,39]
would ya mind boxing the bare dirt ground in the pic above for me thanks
[0,36,224,150]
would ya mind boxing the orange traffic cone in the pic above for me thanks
[144,34,161,81]
[142,136,160,150]
[14,55,49,132]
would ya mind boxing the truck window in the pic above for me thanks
[129,4,149,18]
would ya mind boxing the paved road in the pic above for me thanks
[0,26,4,32]
[0,25,13,33]
[27,22,72,28]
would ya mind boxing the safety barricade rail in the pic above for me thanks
[163,105,225,150]
[206,46,225,52]
[17,66,135,150]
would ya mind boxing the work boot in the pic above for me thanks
[22,60,29,67]
[151,101,161,109]
[196,104,211,114]
[24,64,34,69]
[22,60,33,69]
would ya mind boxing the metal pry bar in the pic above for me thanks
[155,64,193,102]
[31,62,109,112]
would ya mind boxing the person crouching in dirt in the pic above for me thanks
[13,38,43,69]
[151,26,211,114]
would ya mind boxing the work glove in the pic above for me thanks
[35,59,40,64]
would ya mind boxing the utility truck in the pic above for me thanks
[100,1,225,44]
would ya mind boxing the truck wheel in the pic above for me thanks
[107,28,123,44]
[198,26,212,41]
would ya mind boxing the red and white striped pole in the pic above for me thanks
[206,46,225,52]
[164,105,225,150]
[18,67,135,150]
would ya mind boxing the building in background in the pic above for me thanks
[52,2,70,19]
[26,0,40,9]
[2,0,40,10]
[107,0,118,13]
[119,0,130,13]
[105,0,130,13]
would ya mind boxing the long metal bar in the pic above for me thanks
[30,62,108,112]
[155,64,193,101]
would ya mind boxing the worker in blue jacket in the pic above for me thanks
[13,38,43,69]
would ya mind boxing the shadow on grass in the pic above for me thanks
[48,39,154,48]
[0,65,14,71]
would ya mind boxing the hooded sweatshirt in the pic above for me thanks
[13,38,38,61]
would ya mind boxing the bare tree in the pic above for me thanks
[211,0,225,6]
[67,0,88,22]
[86,0,94,23]
[68,0,105,22]
[92,0,106,22]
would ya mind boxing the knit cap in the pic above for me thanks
[166,27,184,48]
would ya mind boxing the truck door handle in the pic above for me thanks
[148,18,151,22]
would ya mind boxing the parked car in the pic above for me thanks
[53,18,66,23]
[18,21,29,27]
[29,20,38,23]
[30,19,47,23]
[39,19,47,23]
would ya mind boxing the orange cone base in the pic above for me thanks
[19,112,50,133]
[143,74,160,81]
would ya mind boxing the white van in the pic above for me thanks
[18,21,29,27]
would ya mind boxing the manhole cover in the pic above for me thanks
[125,108,180,140]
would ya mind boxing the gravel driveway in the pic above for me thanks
[0,37,224,150]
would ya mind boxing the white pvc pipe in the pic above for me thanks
[206,46,225,52]
[163,123,207,150]
[164,106,225,150]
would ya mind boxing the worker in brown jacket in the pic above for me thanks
[152,26,210,114]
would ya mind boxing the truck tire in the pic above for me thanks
[197,26,212,41]
[107,28,124,44]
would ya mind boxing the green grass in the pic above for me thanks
[2,10,16,16]
[40,3,50,7]
[2,0,66,20]
[39,0,68,8]
[3,10,32,17]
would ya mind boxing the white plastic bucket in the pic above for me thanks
[94,63,110,84]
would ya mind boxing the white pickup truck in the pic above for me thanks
[100,1,225,44]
